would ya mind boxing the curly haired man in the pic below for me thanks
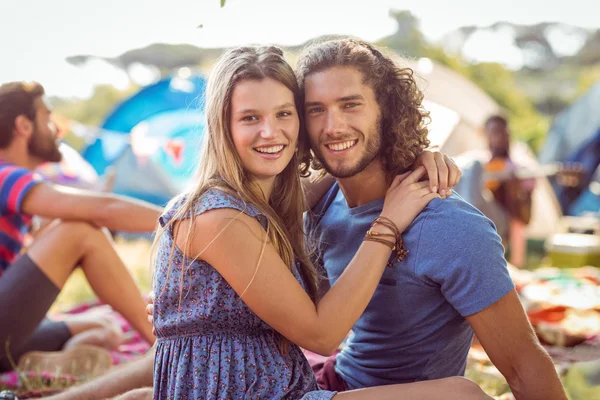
[299,38,565,400]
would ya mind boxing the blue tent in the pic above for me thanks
[538,82,600,215]
[565,128,600,216]
[539,82,600,165]
[83,75,207,205]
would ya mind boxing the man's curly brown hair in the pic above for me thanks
[296,38,431,175]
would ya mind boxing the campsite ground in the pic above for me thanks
[49,238,599,400]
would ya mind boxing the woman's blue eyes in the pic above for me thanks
[241,111,293,122]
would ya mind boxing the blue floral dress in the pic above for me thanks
[153,189,337,400]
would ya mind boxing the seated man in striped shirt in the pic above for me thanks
[0,81,161,371]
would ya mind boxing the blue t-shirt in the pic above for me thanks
[307,183,515,389]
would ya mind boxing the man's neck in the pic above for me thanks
[336,159,389,208]
[491,149,510,160]
[0,144,39,170]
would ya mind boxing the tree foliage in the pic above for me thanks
[377,11,553,151]
[51,84,137,127]
[377,10,428,58]
[575,65,600,98]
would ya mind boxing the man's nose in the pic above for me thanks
[324,109,346,136]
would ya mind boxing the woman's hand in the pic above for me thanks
[381,166,440,234]
[146,292,155,336]
[413,151,461,197]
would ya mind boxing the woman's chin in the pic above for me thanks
[249,171,283,183]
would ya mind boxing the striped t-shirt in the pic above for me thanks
[0,162,42,276]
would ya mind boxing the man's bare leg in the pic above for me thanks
[61,314,124,350]
[334,377,492,400]
[113,388,153,400]
[27,220,154,343]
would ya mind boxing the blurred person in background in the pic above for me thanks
[483,115,536,267]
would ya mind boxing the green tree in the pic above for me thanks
[377,10,428,58]
[378,11,550,152]
[51,84,137,127]
[422,46,550,151]
[574,65,600,99]
[466,62,550,151]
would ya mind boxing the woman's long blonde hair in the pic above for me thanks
[153,45,320,311]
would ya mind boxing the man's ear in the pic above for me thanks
[13,115,33,140]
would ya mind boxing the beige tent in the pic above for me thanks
[404,57,500,155]
[402,57,562,240]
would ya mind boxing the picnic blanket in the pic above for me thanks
[515,266,600,351]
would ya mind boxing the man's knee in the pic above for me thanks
[26,220,111,278]
[55,220,102,235]
[113,388,153,400]
[443,377,493,400]
[47,221,109,248]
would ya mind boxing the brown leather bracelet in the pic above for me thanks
[372,216,399,237]
[364,235,396,250]
[368,216,409,266]
[365,230,396,240]
[363,235,397,268]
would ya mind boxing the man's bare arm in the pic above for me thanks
[46,349,155,400]
[22,183,163,233]
[467,290,567,400]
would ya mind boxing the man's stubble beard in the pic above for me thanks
[312,118,382,179]
[28,125,62,163]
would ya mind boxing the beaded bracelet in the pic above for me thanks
[364,216,409,267]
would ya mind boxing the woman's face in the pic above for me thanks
[230,78,299,184]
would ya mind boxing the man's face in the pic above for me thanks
[304,66,382,179]
[28,97,62,163]
[485,120,510,158]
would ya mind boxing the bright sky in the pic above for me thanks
[0,0,597,97]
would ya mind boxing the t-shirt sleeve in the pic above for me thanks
[0,166,43,215]
[414,198,515,317]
